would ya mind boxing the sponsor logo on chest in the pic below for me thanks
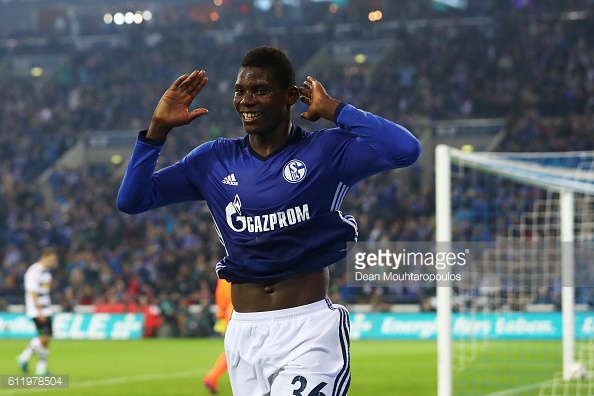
[225,194,310,233]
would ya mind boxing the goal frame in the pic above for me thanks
[435,144,578,396]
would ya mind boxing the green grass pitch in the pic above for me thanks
[0,339,438,395]
[453,340,562,396]
[0,339,572,395]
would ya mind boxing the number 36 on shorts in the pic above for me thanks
[290,376,327,396]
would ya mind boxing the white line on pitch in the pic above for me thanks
[71,370,206,388]
[482,379,554,396]
[1,370,207,395]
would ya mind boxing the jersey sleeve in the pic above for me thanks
[24,266,39,293]
[330,103,422,185]
[117,133,212,214]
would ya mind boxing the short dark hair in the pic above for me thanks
[41,247,58,257]
[240,46,296,89]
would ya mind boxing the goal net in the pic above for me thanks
[435,145,594,396]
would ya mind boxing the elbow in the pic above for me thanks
[398,137,422,168]
[409,138,423,165]
[116,193,140,215]
[116,200,135,215]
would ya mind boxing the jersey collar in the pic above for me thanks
[243,123,302,161]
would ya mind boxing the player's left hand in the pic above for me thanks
[213,319,227,335]
[299,76,340,122]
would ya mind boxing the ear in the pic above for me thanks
[286,85,299,107]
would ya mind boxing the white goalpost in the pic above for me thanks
[436,144,453,396]
[435,145,594,396]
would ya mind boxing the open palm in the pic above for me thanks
[148,70,209,141]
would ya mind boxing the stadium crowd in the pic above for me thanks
[1,0,594,335]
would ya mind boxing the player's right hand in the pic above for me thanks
[147,70,210,141]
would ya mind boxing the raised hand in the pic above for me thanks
[147,70,210,141]
[298,76,340,122]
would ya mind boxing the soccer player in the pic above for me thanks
[203,278,232,394]
[17,248,59,375]
[117,46,421,395]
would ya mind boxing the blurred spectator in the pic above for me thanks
[139,294,162,338]
[532,287,554,305]
[184,298,216,338]
[158,291,183,338]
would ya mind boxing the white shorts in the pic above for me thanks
[224,298,350,396]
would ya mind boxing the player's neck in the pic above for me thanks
[248,122,292,158]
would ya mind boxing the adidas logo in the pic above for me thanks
[222,173,238,186]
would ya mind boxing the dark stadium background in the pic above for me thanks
[0,1,593,394]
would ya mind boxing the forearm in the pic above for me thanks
[335,103,421,168]
[117,133,206,214]
[318,97,341,121]
[146,121,172,143]
[117,136,163,214]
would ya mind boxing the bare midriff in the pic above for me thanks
[231,267,329,312]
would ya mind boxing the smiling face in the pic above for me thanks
[234,66,297,138]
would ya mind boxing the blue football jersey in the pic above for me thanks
[117,103,421,282]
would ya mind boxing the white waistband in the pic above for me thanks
[230,298,333,322]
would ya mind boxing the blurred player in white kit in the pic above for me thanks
[17,247,58,375]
